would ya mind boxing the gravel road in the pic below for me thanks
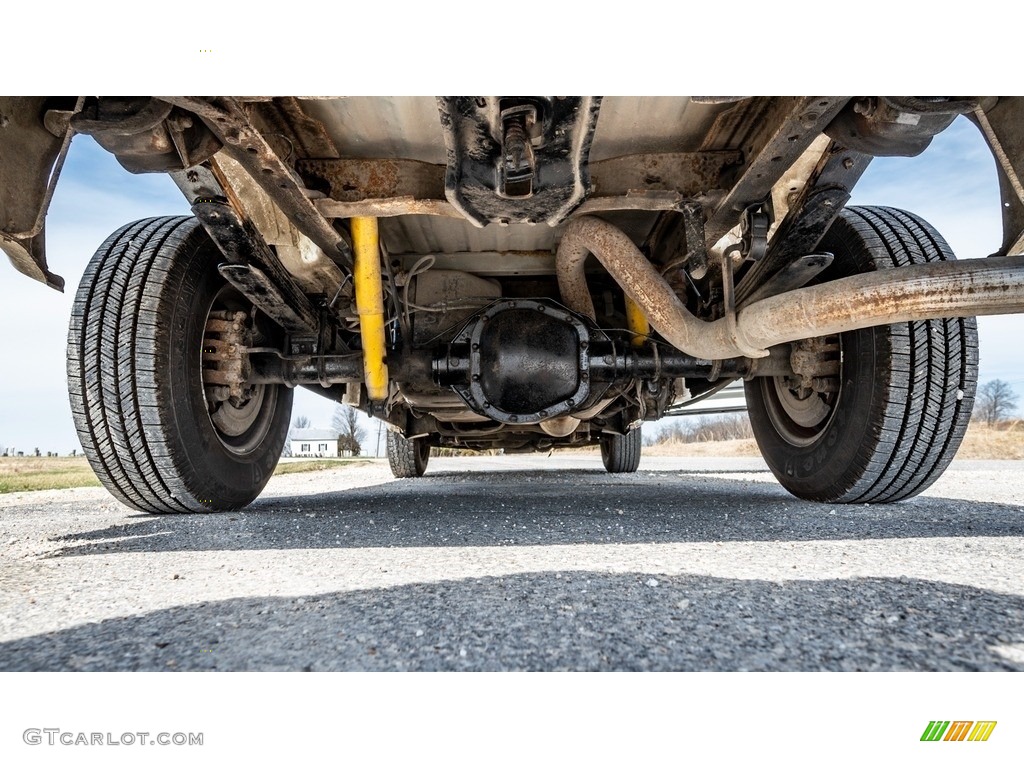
[1,455,1022,671]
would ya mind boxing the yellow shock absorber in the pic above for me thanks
[624,294,650,347]
[351,217,389,401]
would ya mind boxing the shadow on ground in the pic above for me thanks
[1,573,1020,671]
[42,469,1024,557]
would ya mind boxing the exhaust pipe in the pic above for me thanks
[556,216,1024,359]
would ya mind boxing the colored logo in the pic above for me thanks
[921,721,997,742]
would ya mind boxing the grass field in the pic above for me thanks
[274,459,369,475]
[0,457,102,493]
[0,456,370,493]
[644,420,1024,460]
[959,420,1024,460]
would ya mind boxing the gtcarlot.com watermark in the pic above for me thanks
[23,729,203,747]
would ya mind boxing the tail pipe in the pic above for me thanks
[351,216,389,400]
[556,216,1024,359]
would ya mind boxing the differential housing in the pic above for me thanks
[439,299,591,424]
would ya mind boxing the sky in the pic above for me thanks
[0,115,1021,456]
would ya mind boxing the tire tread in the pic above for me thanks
[747,205,977,504]
[601,428,642,473]
[68,216,287,513]
[387,432,429,478]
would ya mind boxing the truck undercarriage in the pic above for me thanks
[2,96,1023,513]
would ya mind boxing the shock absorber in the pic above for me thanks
[351,216,389,401]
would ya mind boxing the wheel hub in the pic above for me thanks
[762,334,843,447]
[200,290,277,455]
[209,385,267,437]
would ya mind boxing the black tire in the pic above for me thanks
[387,431,430,477]
[601,427,642,473]
[67,216,292,513]
[745,206,978,503]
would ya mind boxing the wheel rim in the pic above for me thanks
[760,336,843,448]
[200,285,279,456]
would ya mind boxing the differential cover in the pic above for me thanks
[453,300,591,424]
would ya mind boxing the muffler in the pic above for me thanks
[556,216,1024,359]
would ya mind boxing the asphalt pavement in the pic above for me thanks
[1,456,1022,671]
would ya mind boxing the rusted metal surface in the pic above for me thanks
[202,310,251,401]
[589,151,742,197]
[738,253,834,308]
[572,193,693,216]
[5,89,1024,380]
[735,141,871,303]
[262,97,340,159]
[499,105,537,197]
[736,253,1024,351]
[766,134,831,236]
[824,97,961,157]
[557,215,756,359]
[297,98,729,164]
[299,158,446,202]
[438,97,603,227]
[169,163,225,203]
[0,96,75,290]
[213,154,345,296]
[315,197,462,220]
[218,263,317,334]
[191,200,319,333]
[641,201,709,289]
[249,355,363,387]
[701,97,850,247]
[699,98,782,151]
[159,97,352,269]
[679,201,709,278]
[71,97,222,173]
[303,151,740,222]
[970,100,1024,256]
[558,216,1024,361]
[788,336,841,395]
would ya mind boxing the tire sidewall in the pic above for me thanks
[743,206,973,503]
[746,324,888,500]
[159,227,291,508]
[414,439,430,475]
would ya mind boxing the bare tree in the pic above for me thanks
[975,379,1020,427]
[649,414,753,445]
[332,405,366,456]
[281,415,312,458]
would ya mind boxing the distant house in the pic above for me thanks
[290,429,343,458]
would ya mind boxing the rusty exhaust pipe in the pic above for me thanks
[557,216,1024,359]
